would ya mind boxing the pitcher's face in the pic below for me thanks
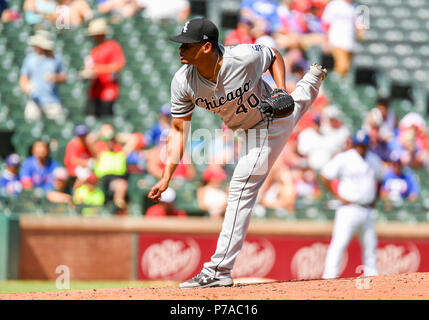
[179,41,211,65]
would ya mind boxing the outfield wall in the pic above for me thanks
[10,214,429,281]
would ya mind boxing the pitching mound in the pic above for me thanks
[1,272,428,300]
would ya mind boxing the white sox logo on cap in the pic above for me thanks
[170,18,219,44]
[183,21,190,33]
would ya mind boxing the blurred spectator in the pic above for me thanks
[380,152,420,207]
[305,3,325,33]
[145,103,172,148]
[240,0,281,40]
[0,154,22,197]
[81,18,126,118]
[146,128,196,181]
[275,0,326,50]
[283,48,309,87]
[145,187,187,218]
[364,97,397,137]
[389,112,429,169]
[197,165,228,219]
[23,0,57,24]
[276,131,308,170]
[97,0,139,19]
[20,32,66,123]
[297,105,347,172]
[138,0,190,22]
[20,141,59,192]
[46,167,73,205]
[1,0,20,22]
[320,105,350,155]
[93,123,129,214]
[208,124,238,176]
[87,123,147,174]
[321,0,365,77]
[293,166,322,201]
[224,17,255,46]
[363,108,393,162]
[298,113,332,171]
[146,148,196,181]
[258,155,297,216]
[64,124,95,179]
[56,0,93,27]
[115,131,147,173]
[73,173,105,216]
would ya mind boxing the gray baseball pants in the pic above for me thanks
[202,72,323,279]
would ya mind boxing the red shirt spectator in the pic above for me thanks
[88,40,125,101]
[145,187,187,218]
[95,139,123,154]
[224,18,255,46]
[64,124,94,177]
[145,204,187,218]
[65,138,94,176]
[82,18,126,118]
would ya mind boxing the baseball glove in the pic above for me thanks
[257,88,295,122]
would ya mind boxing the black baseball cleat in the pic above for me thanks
[179,272,234,289]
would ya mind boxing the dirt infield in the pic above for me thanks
[1,272,428,300]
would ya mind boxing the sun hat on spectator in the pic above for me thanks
[28,34,54,51]
[87,18,108,36]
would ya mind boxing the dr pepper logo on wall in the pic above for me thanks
[377,242,420,275]
[141,238,201,281]
[291,242,348,280]
[290,241,421,279]
[232,239,276,278]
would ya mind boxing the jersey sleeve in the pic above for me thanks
[249,44,275,76]
[170,72,195,118]
[321,153,342,180]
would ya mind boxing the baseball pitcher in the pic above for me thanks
[148,18,327,288]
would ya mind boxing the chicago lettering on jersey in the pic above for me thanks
[195,80,251,110]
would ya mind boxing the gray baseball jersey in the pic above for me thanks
[169,43,326,284]
[170,43,275,131]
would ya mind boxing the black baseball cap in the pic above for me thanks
[170,18,219,44]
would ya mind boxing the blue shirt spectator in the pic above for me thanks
[20,141,59,192]
[240,0,281,33]
[145,104,171,147]
[0,154,22,197]
[380,155,419,202]
[20,51,65,106]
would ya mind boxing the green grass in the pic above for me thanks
[0,280,178,294]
